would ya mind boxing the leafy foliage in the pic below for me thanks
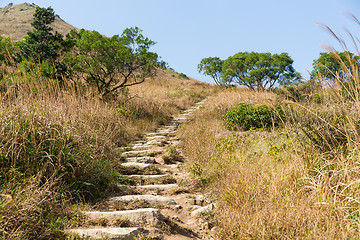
[198,57,230,86]
[311,51,359,81]
[20,7,64,61]
[222,52,300,90]
[223,103,285,130]
[274,79,322,102]
[66,27,158,96]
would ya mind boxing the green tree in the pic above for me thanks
[311,51,359,81]
[20,7,64,61]
[67,27,158,96]
[198,57,230,86]
[223,52,300,91]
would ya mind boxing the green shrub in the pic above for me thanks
[178,73,190,80]
[310,93,322,104]
[274,79,321,102]
[223,103,285,131]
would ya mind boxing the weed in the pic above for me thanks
[162,145,183,164]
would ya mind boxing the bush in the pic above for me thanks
[223,103,285,131]
[274,79,321,102]
[178,73,190,80]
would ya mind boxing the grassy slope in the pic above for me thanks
[0,3,76,41]
[0,63,212,239]
[178,88,360,239]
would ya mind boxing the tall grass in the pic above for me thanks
[178,30,360,238]
[0,56,211,238]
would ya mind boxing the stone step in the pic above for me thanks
[121,162,152,168]
[122,150,162,158]
[85,208,163,226]
[155,130,176,136]
[128,174,168,179]
[146,136,167,141]
[68,227,141,240]
[146,139,166,146]
[125,156,156,164]
[138,184,178,191]
[109,195,177,205]
[131,144,154,151]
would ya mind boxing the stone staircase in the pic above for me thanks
[68,98,215,240]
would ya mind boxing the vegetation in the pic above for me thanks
[66,27,158,96]
[199,52,300,90]
[198,57,229,86]
[0,5,210,239]
[311,51,359,81]
[179,19,360,239]
[4,2,360,240]
[223,103,284,130]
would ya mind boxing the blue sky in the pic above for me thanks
[1,0,360,83]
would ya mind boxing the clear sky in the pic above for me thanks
[1,0,360,83]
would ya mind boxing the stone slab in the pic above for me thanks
[125,156,156,164]
[85,208,163,226]
[138,184,178,191]
[68,227,141,240]
[109,194,176,205]
[122,150,161,158]
[129,174,168,179]
[121,162,151,168]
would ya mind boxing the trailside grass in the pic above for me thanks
[178,87,360,239]
[0,64,212,239]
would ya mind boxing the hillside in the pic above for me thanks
[0,2,76,41]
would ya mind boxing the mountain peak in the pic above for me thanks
[0,2,77,41]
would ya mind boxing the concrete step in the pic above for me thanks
[128,174,168,179]
[122,150,162,158]
[68,227,141,240]
[131,144,154,151]
[85,208,163,226]
[138,184,178,191]
[109,194,177,205]
[121,162,152,168]
[125,156,156,164]
[146,135,167,141]
[146,139,166,146]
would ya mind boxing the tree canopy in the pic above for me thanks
[20,7,64,62]
[198,57,230,86]
[66,27,158,96]
[311,51,359,81]
[222,52,300,90]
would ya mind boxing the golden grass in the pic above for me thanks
[0,63,212,239]
[0,3,76,41]
[178,87,360,239]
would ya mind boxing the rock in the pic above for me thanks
[122,150,161,158]
[146,136,167,141]
[146,140,165,146]
[121,162,151,168]
[138,184,178,191]
[129,174,168,179]
[109,195,177,205]
[214,131,234,139]
[131,144,153,150]
[191,204,215,217]
[125,156,156,164]
[68,227,141,240]
[85,208,164,226]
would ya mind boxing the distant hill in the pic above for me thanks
[0,2,77,41]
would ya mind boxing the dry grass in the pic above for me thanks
[0,61,211,238]
[0,3,76,41]
[178,85,360,239]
